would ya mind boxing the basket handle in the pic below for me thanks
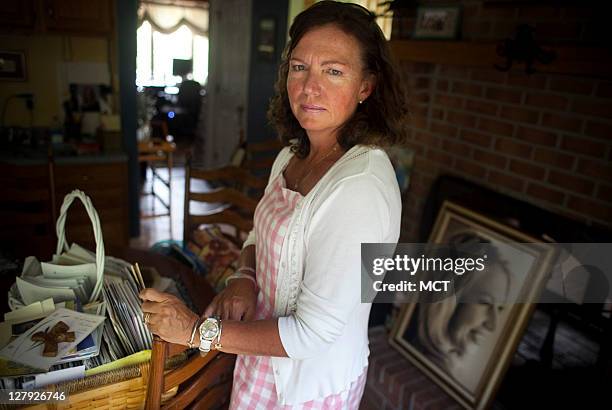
[55,189,105,302]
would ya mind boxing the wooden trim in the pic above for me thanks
[190,166,267,189]
[189,188,259,213]
[389,40,612,78]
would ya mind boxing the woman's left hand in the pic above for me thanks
[139,288,199,346]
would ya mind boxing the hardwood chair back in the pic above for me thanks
[242,138,284,179]
[183,156,267,245]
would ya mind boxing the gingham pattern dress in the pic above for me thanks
[229,172,367,410]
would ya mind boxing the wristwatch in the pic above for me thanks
[198,316,221,354]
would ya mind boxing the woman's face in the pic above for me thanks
[286,24,374,141]
[447,267,509,357]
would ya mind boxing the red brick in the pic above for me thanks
[411,106,429,117]
[413,77,430,90]
[516,126,557,146]
[413,92,430,104]
[548,170,595,195]
[439,66,470,79]
[507,71,547,89]
[488,170,526,192]
[414,131,440,148]
[434,94,464,109]
[411,114,428,130]
[500,106,540,124]
[479,118,514,137]
[430,121,458,138]
[596,82,612,99]
[403,141,425,156]
[527,183,566,203]
[460,129,493,147]
[471,68,507,84]
[533,148,575,169]
[541,113,583,133]
[597,184,612,203]
[567,196,612,222]
[400,61,434,74]
[495,137,533,157]
[452,81,483,97]
[455,158,487,178]
[414,156,441,176]
[561,136,607,159]
[473,148,507,169]
[427,149,455,166]
[525,92,568,111]
[485,87,522,104]
[572,98,612,118]
[465,99,498,116]
[447,111,477,128]
[436,80,449,92]
[509,159,546,179]
[430,108,444,120]
[442,139,472,156]
[584,121,612,140]
[549,78,594,95]
[576,159,612,181]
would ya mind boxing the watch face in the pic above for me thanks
[200,319,219,340]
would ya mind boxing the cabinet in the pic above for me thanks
[0,156,129,259]
[42,0,113,35]
[0,0,113,36]
[0,0,37,32]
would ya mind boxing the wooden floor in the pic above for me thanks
[130,165,216,250]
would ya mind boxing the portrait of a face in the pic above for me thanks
[390,201,554,410]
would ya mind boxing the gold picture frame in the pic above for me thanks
[389,201,555,409]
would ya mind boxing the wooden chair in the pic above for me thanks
[145,162,266,409]
[242,138,284,179]
[145,339,236,409]
[183,156,267,246]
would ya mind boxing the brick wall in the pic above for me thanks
[396,2,612,242]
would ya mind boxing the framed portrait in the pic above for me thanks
[389,201,555,409]
[413,6,462,40]
[0,51,27,81]
[256,16,277,61]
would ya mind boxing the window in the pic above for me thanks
[136,21,209,87]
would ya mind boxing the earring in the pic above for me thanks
[358,100,363,104]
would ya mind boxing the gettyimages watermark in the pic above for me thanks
[361,243,612,304]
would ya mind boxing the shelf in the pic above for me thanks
[388,40,612,79]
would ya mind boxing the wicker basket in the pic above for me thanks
[20,353,186,410]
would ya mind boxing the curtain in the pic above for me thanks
[138,2,208,36]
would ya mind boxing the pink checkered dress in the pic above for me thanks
[229,173,367,410]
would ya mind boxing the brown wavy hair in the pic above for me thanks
[267,0,410,159]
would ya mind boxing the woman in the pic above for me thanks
[140,1,409,408]
[407,233,512,385]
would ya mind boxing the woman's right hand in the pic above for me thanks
[204,278,257,321]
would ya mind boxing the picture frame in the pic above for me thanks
[413,5,462,40]
[256,16,277,61]
[0,50,27,81]
[389,201,555,409]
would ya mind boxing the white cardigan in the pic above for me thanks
[242,144,402,405]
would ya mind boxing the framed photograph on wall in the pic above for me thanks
[256,16,277,61]
[390,201,555,409]
[0,51,27,81]
[413,6,462,40]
